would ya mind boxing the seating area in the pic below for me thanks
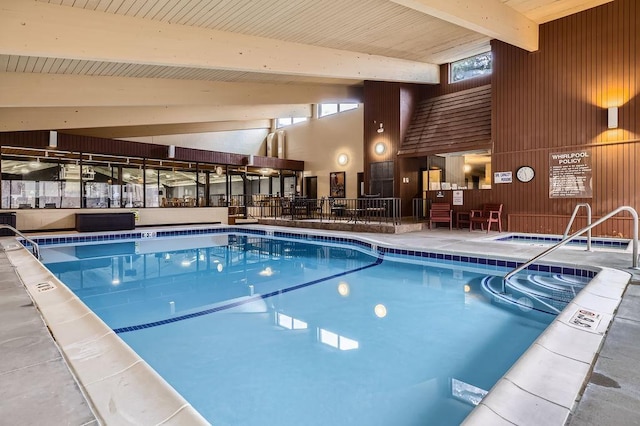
[248,196,401,227]
[420,202,503,232]
[469,203,503,233]
[280,197,325,220]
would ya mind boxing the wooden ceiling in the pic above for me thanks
[0,0,614,136]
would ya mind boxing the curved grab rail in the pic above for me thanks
[563,203,592,251]
[503,206,639,292]
[0,224,40,259]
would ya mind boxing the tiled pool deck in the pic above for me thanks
[2,225,639,425]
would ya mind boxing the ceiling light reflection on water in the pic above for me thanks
[41,233,586,426]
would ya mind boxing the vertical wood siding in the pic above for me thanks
[364,81,424,213]
[492,0,639,237]
[0,131,50,148]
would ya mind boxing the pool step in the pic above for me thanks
[480,273,589,315]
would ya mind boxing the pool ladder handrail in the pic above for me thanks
[503,205,639,292]
[0,224,41,259]
[563,203,592,251]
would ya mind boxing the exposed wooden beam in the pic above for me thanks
[0,105,311,132]
[391,0,539,52]
[63,120,272,139]
[0,0,439,84]
[0,73,363,108]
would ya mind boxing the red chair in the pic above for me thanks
[429,203,453,230]
[470,204,503,232]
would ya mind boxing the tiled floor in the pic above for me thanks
[0,250,98,425]
[2,225,639,425]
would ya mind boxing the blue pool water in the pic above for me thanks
[41,232,591,425]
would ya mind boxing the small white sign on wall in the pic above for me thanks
[452,190,463,206]
[494,171,513,184]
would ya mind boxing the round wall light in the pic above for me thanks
[337,153,349,166]
[375,142,386,155]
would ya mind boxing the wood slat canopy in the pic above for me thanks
[399,85,492,157]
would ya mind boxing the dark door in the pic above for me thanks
[357,172,364,198]
[304,176,317,199]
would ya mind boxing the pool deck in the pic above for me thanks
[2,225,639,425]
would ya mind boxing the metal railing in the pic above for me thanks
[0,224,41,259]
[502,205,639,292]
[245,196,402,225]
[412,198,428,221]
[563,203,592,251]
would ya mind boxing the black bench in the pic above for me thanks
[75,213,135,232]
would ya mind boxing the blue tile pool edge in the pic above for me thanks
[22,226,598,280]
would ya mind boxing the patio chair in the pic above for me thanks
[470,203,503,232]
[429,203,453,230]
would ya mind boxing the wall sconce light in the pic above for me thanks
[608,106,618,129]
[337,153,349,166]
[402,177,410,184]
[377,123,384,133]
[374,142,386,155]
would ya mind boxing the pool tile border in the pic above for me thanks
[27,226,598,279]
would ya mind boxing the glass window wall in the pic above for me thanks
[209,166,227,207]
[1,148,298,210]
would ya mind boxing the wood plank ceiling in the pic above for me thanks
[0,0,615,135]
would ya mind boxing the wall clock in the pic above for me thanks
[516,166,535,183]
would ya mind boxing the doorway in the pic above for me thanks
[304,176,317,199]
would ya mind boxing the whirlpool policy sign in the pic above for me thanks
[549,149,592,198]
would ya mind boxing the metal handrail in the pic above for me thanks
[0,224,40,259]
[503,205,639,292]
[563,203,592,251]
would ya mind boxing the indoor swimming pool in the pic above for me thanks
[36,228,594,425]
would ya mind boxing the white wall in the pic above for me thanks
[285,107,363,198]
[125,129,269,156]
[121,109,363,199]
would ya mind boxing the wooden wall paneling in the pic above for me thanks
[0,130,49,148]
[58,133,166,158]
[363,81,401,194]
[490,0,640,237]
[251,156,304,171]
[365,66,490,207]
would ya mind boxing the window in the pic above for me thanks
[209,166,227,207]
[276,117,307,128]
[318,103,359,118]
[0,147,297,210]
[449,52,492,83]
[426,150,491,191]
